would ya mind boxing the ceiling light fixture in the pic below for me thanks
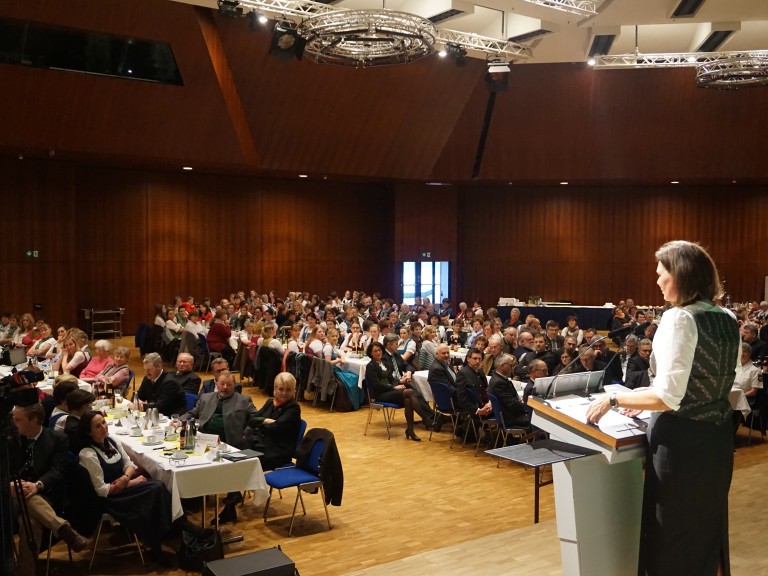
[298,9,437,67]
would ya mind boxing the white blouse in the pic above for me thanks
[79,437,136,497]
[733,362,762,393]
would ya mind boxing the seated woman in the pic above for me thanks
[258,324,285,356]
[207,309,236,364]
[445,319,467,348]
[78,411,175,566]
[163,308,182,343]
[396,326,417,371]
[79,340,115,384]
[45,325,68,360]
[323,329,346,367]
[552,348,578,376]
[304,326,326,358]
[365,341,431,442]
[246,372,301,471]
[26,323,56,361]
[17,313,41,350]
[341,322,364,355]
[427,313,445,342]
[92,347,132,396]
[54,330,91,378]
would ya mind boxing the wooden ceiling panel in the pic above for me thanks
[0,0,247,169]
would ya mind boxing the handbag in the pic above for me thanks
[177,526,224,572]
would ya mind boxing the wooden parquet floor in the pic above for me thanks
[42,338,768,576]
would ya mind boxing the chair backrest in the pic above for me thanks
[185,393,198,411]
[486,392,507,429]
[198,333,210,354]
[121,369,135,397]
[135,323,149,352]
[297,419,308,449]
[304,438,325,475]
[429,381,455,414]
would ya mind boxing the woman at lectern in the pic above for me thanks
[586,240,739,576]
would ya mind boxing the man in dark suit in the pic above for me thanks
[489,354,530,428]
[135,352,186,417]
[592,338,623,384]
[166,352,202,395]
[455,348,492,431]
[428,344,457,389]
[741,323,768,360]
[625,338,652,389]
[515,333,557,377]
[11,403,90,575]
[200,358,242,395]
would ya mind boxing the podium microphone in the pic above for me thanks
[543,325,633,401]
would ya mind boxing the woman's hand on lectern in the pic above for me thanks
[586,396,611,424]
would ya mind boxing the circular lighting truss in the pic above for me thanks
[298,9,437,67]
[697,54,768,89]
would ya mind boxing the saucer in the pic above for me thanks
[142,440,164,446]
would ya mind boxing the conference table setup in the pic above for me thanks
[110,413,269,526]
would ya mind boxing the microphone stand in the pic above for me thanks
[543,335,608,401]
[542,325,634,401]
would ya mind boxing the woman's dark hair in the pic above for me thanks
[655,240,723,306]
[78,410,117,455]
[368,341,385,358]
[560,348,578,363]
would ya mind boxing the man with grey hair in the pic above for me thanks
[167,351,202,395]
[482,335,506,375]
[740,322,768,360]
[489,354,530,428]
[514,330,534,360]
[135,352,186,416]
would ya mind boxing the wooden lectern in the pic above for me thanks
[528,388,647,576]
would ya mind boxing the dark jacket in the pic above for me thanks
[489,371,529,427]
[427,360,457,393]
[295,428,343,506]
[247,398,301,470]
[12,427,69,509]
[454,365,486,415]
[136,371,186,417]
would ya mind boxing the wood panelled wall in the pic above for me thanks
[0,158,393,331]
[455,184,768,308]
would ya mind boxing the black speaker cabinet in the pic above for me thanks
[203,548,295,576]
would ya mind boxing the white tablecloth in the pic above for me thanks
[118,432,268,521]
[729,387,751,417]
[343,356,370,388]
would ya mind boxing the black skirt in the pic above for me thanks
[639,412,733,576]
[103,479,173,544]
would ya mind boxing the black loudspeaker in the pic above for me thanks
[203,548,296,576]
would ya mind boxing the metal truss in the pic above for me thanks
[238,0,533,61]
[521,0,599,16]
[593,50,768,69]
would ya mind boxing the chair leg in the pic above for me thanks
[318,485,332,530]
[364,406,374,436]
[133,533,145,566]
[263,487,274,522]
[88,518,105,571]
[288,489,303,536]
[46,527,53,576]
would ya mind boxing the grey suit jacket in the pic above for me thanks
[184,391,257,449]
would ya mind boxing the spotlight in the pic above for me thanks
[218,0,243,18]
[269,21,307,61]
[247,10,268,30]
[485,59,510,92]
[587,58,596,66]
[446,42,467,66]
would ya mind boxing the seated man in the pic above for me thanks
[135,352,186,417]
[513,330,535,360]
[519,359,549,404]
[481,335,507,376]
[166,352,202,396]
[11,404,90,576]
[625,338,652,389]
[455,348,492,435]
[428,343,457,393]
[570,347,606,376]
[591,338,623,385]
[741,322,768,361]
[543,321,564,352]
[489,354,530,428]
[181,370,256,523]
[515,333,556,378]
[201,358,242,394]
